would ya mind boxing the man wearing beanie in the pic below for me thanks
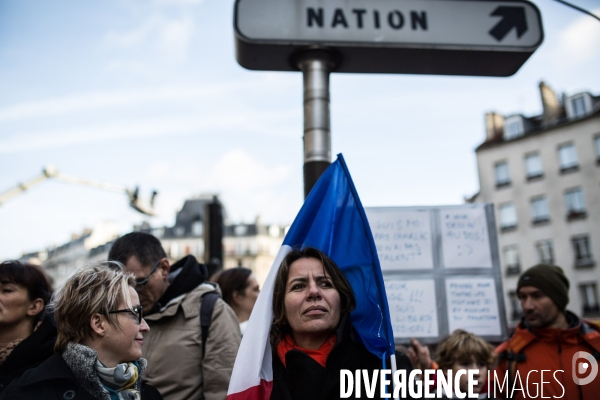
[493,264,600,399]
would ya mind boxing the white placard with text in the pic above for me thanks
[386,279,439,338]
[366,208,433,270]
[439,207,492,268]
[446,278,501,336]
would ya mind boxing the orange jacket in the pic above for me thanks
[492,312,600,399]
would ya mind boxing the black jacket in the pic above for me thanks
[147,254,207,316]
[271,316,413,400]
[0,353,163,400]
[0,312,56,393]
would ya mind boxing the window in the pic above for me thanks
[234,225,247,236]
[525,152,543,179]
[580,283,600,316]
[503,245,520,275]
[495,161,510,187]
[572,96,586,118]
[250,240,258,254]
[566,93,592,119]
[531,196,550,223]
[565,187,586,216]
[499,203,517,230]
[503,116,524,140]
[235,240,243,255]
[536,240,555,264]
[572,236,593,267]
[151,228,165,238]
[170,242,179,258]
[192,221,203,236]
[269,225,280,237]
[558,143,578,171]
[509,291,523,321]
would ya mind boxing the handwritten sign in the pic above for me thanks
[365,209,433,270]
[367,204,506,342]
[439,207,492,268]
[446,278,501,336]
[385,279,439,338]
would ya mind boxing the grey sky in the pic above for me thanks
[1,0,599,260]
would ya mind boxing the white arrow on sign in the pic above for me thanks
[236,0,543,50]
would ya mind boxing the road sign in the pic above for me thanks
[234,0,544,76]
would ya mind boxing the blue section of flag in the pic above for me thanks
[282,154,394,360]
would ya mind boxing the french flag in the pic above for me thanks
[227,154,395,400]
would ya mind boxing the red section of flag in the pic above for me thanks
[227,379,273,400]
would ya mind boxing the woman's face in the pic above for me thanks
[451,358,488,394]
[235,275,260,316]
[0,282,38,327]
[103,286,149,366]
[284,257,341,347]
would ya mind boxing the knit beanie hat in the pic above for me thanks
[517,264,570,311]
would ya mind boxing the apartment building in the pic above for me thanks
[471,82,600,325]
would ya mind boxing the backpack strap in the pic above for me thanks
[200,292,220,360]
[580,320,600,356]
[495,327,535,399]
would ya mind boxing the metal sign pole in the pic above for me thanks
[296,50,336,198]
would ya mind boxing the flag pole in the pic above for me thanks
[391,356,399,400]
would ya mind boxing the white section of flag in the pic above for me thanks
[227,245,293,398]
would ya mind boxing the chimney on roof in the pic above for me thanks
[485,112,504,142]
[539,81,560,127]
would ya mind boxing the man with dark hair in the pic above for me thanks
[108,232,241,400]
[494,264,600,399]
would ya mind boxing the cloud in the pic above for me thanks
[0,101,300,154]
[143,150,298,224]
[104,13,195,63]
[209,148,292,193]
[209,150,297,224]
[0,75,299,122]
[153,0,205,5]
[552,9,600,67]
[157,15,194,62]
[0,115,236,154]
[0,86,214,122]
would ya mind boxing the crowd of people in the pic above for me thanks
[0,231,599,399]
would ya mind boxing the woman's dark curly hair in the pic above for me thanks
[270,247,355,346]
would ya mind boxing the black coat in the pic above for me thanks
[0,313,56,393]
[271,317,413,400]
[0,353,163,400]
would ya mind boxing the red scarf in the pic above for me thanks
[276,333,336,368]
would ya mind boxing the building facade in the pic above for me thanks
[146,196,287,285]
[472,82,600,325]
[24,195,287,287]
[19,221,120,286]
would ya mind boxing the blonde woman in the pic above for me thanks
[0,261,162,400]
